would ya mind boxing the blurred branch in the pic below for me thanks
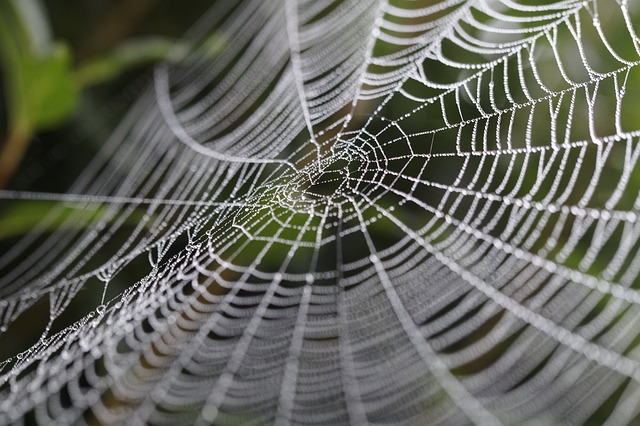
[0,0,222,187]
[0,0,185,188]
[75,37,187,88]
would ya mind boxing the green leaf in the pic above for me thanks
[0,0,78,132]
[0,0,79,186]
[22,41,78,130]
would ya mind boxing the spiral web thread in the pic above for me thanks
[2,0,640,424]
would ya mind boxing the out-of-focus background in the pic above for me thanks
[0,0,213,192]
[0,0,214,362]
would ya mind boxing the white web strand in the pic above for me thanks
[2,0,640,424]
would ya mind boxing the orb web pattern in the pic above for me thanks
[2,0,640,424]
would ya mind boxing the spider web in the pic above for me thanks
[2,0,640,424]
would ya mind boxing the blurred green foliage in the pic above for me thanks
[0,0,77,186]
[0,0,213,189]
[0,0,214,366]
[0,0,214,238]
[0,0,76,127]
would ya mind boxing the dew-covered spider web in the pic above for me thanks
[3,0,640,424]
